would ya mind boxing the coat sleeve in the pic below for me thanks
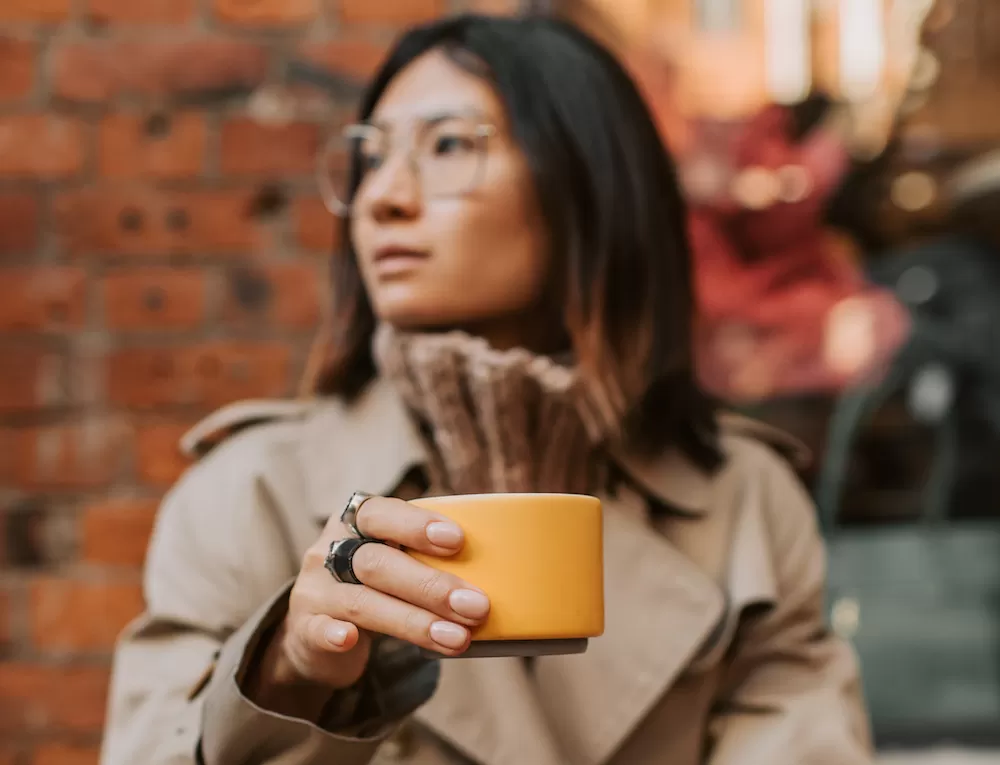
[706,449,874,765]
[98,431,436,765]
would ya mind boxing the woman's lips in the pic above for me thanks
[372,246,429,277]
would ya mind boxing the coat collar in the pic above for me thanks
[607,412,810,515]
[298,376,721,517]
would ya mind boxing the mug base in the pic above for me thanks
[422,638,589,659]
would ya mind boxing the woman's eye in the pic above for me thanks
[434,134,476,155]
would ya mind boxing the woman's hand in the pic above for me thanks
[247,496,490,718]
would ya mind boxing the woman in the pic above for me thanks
[99,14,872,765]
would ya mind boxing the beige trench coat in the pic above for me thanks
[99,377,873,765]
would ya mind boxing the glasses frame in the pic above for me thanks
[315,110,498,217]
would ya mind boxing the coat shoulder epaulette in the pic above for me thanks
[179,398,317,459]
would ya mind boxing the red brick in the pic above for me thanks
[34,744,101,765]
[337,0,444,25]
[0,499,75,569]
[224,262,323,330]
[0,509,7,567]
[136,420,194,487]
[11,420,132,491]
[80,498,158,567]
[214,0,318,26]
[29,577,144,652]
[0,192,39,253]
[0,347,64,413]
[0,38,36,101]
[102,268,207,331]
[0,663,109,735]
[0,115,86,179]
[219,119,322,177]
[0,267,87,331]
[98,112,206,179]
[85,0,196,25]
[107,342,291,408]
[54,188,261,257]
[53,38,268,103]
[298,39,389,83]
[0,0,71,22]
[0,588,10,648]
[0,429,13,484]
[294,195,340,252]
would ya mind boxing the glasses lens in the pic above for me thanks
[316,124,386,215]
[416,116,486,198]
[316,118,488,214]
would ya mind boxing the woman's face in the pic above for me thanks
[350,50,551,350]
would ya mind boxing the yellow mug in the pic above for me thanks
[408,493,605,658]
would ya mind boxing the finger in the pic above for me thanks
[300,613,361,654]
[355,496,464,556]
[350,542,489,626]
[290,613,370,689]
[331,583,472,656]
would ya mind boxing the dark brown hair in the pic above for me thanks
[306,13,722,471]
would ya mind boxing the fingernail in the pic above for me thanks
[325,624,349,647]
[449,589,490,620]
[429,621,468,650]
[426,521,463,548]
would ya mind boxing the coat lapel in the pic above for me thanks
[298,379,427,522]
[408,484,728,765]
[412,659,566,765]
[529,487,726,765]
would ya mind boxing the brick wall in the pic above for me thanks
[0,1,515,762]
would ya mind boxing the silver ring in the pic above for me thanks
[340,491,373,538]
[325,537,381,585]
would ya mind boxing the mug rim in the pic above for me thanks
[415,492,599,501]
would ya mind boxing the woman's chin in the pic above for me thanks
[376,306,467,334]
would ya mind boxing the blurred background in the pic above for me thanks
[1,0,999,761]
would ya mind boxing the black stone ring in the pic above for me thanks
[340,491,374,538]
[324,537,382,585]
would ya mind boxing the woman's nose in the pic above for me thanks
[365,152,422,221]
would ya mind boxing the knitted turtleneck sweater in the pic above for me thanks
[372,324,620,497]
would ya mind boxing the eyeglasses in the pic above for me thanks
[316,110,497,216]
